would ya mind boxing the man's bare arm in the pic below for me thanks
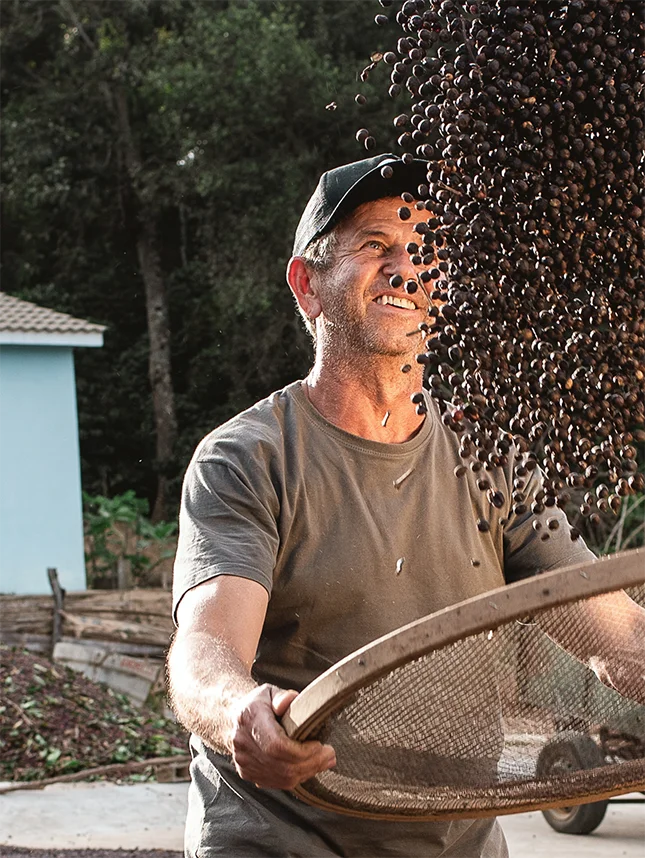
[538,588,645,705]
[167,575,336,789]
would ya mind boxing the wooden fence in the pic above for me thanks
[0,588,174,657]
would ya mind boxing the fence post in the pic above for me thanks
[47,567,65,656]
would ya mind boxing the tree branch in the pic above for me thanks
[0,754,191,794]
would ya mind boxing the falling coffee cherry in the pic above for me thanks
[360,0,645,542]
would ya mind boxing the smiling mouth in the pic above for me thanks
[374,295,417,310]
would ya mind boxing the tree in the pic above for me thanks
[2,0,397,518]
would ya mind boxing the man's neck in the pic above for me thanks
[303,352,426,443]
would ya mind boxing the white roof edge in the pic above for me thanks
[0,331,104,348]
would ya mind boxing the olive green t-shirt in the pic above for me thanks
[173,381,595,858]
[174,380,593,691]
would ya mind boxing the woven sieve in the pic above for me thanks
[283,549,645,820]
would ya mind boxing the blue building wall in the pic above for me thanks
[0,346,87,594]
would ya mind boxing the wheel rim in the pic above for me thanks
[547,805,576,819]
[544,748,579,815]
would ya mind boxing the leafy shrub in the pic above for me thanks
[83,490,177,588]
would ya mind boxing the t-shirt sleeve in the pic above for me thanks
[172,452,280,624]
[503,463,596,583]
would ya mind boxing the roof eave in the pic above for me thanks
[0,331,105,348]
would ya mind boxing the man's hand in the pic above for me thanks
[540,589,645,706]
[230,684,336,789]
[588,653,645,705]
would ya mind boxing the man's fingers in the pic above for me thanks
[231,685,336,787]
[271,687,298,716]
[233,730,332,784]
[235,742,335,787]
[248,706,335,767]
[268,687,335,767]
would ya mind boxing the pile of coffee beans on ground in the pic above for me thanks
[0,646,187,782]
[360,0,644,537]
[1,850,181,858]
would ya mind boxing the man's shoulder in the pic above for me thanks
[193,381,304,465]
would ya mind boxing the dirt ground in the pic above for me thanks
[0,849,181,858]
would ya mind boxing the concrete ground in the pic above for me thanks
[0,782,642,856]
[500,798,644,857]
[0,782,187,851]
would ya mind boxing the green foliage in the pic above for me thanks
[2,0,392,516]
[83,490,177,587]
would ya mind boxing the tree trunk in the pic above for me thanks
[112,86,177,522]
[136,217,178,522]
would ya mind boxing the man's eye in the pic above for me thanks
[365,240,386,251]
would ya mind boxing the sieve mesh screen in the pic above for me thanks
[287,564,645,820]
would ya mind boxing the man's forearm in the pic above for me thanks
[538,590,645,705]
[167,629,257,754]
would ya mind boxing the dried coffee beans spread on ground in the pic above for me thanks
[361,0,645,537]
[0,646,187,782]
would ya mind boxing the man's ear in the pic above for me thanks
[286,257,322,321]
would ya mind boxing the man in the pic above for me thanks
[168,154,643,857]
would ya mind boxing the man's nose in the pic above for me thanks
[383,244,423,280]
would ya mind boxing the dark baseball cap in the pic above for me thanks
[292,153,428,257]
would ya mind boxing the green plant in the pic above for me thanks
[83,490,177,588]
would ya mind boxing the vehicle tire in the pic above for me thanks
[536,732,609,835]
[541,799,609,834]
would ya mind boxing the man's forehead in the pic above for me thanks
[343,196,414,233]
[353,196,406,216]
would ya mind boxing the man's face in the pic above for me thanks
[310,197,431,358]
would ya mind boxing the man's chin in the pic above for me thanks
[366,325,424,357]
[324,321,422,361]
[362,334,421,360]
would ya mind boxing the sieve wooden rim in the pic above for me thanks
[283,549,644,742]
[287,769,645,823]
[283,548,645,819]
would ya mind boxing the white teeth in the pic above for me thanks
[375,295,416,310]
